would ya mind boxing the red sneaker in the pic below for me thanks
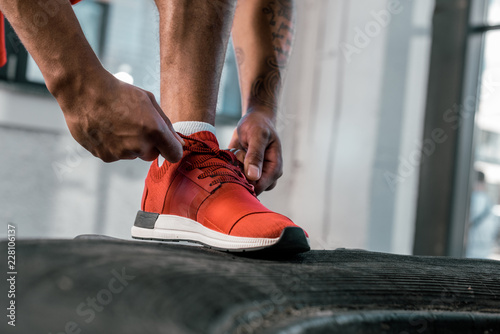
[131,131,309,253]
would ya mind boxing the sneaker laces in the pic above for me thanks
[180,134,256,195]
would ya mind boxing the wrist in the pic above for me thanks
[46,59,106,100]
[245,104,278,123]
[48,63,108,109]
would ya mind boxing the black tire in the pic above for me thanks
[2,238,500,334]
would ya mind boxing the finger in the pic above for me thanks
[147,92,185,146]
[139,147,160,162]
[244,130,270,181]
[98,151,119,163]
[151,127,184,163]
[253,140,283,194]
[254,174,278,195]
[119,150,141,160]
[147,108,184,163]
[266,180,278,191]
[113,139,143,160]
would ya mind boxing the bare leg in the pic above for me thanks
[154,0,237,125]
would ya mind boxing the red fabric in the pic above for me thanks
[142,131,306,238]
[0,0,82,67]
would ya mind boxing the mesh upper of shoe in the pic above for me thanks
[141,131,306,239]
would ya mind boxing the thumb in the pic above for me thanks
[147,105,184,163]
[244,134,268,181]
[147,92,185,146]
[151,121,184,163]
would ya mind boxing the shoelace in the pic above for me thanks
[180,134,256,195]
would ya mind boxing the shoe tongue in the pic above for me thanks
[184,131,219,148]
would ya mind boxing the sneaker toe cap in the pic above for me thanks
[229,212,307,238]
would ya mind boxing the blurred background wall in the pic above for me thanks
[264,0,434,254]
[4,0,497,258]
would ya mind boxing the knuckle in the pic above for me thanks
[97,147,118,162]
[88,148,100,159]
[257,127,271,141]
[140,150,159,162]
[119,148,140,159]
[101,155,117,163]
[266,182,278,191]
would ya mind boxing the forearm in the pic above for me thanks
[0,0,104,97]
[232,0,295,117]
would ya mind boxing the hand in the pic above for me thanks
[54,70,184,163]
[229,109,283,195]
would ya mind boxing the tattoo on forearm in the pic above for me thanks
[249,57,284,110]
[263,0,294,62]
[263,3,277,26]
[248,0,294,110]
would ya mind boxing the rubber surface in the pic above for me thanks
[1,238,499,333]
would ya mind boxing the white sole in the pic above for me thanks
[131,214,281,251]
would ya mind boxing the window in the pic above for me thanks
[0,0,240,119]
[465,0,500,259]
